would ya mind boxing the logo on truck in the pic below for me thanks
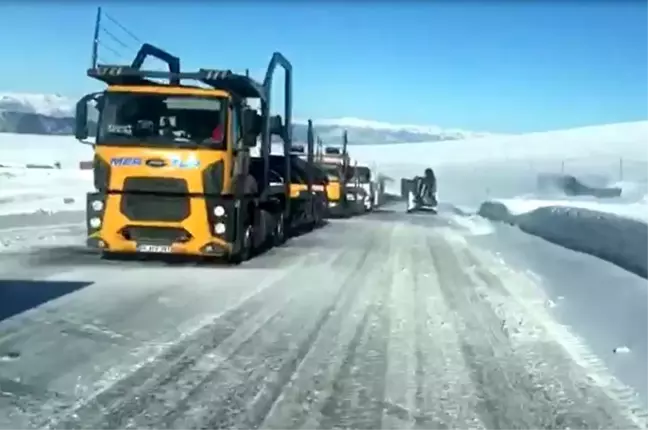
[168,154,200,169]
[145,158,167,168]
[109,155,199,169]
[110,157,142,166]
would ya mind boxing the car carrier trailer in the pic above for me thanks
[250,120,328,237]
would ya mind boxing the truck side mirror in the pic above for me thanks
[270,115,284,138]
[242,108,261,148]
[75,92,103,144]
[75,98,89,141]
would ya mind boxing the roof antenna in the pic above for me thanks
[91,6,102,68]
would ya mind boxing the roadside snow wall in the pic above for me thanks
[478,201,648,279]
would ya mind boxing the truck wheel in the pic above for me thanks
[230,223,253,264]
[315,204,324,227]
[273,211,286,246]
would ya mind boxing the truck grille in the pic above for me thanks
[120,177,190,222]
[120,226,191,243]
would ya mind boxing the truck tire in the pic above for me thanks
[229,175,260,264]
[229,223,253,264]
[314,202,324,227]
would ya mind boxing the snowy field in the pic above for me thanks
[1,120,646,211]
[352,120,648,207]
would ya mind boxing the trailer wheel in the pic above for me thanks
[230,223,253,264]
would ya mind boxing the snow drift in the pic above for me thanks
[479,201,648,279]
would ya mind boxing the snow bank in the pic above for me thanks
[479,201,648,279]
[0,168,92,216]
[495,198,648,222]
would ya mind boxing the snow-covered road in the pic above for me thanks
[0,206,645,429]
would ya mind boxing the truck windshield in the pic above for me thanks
[97,92,228,149]
[352,166,371,182]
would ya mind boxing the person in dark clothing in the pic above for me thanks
[415,167,437,206]
[423,168,436,193]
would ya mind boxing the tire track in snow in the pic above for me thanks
[313,233,393,430]
[259,222,397,429]
[368,222,485,430]
[262,220,484,430]
[399,227,485,429]
[178,232,386,430]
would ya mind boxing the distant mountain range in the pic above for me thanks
[0,92,500,144]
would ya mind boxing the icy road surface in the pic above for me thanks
[0,209,646,429]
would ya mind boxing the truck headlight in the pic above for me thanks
[91,200,103,211]
[213,205,225,217]
[89,217,101,228]
[214,223,226,234]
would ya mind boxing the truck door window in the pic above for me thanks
[231,104,242,148]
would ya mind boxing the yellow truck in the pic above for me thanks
[74,43,304,263]
[313,132,366,217]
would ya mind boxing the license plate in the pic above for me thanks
[136,244,173,253]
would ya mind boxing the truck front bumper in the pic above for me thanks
[86,192,237,257]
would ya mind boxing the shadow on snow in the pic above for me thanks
[0,279,92,322]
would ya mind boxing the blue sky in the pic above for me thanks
[1,2,646,133]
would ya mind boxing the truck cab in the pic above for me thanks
[314,131,367,218]
[75,43,293,262]
[350,164,375,212]
[317,149,349,217]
